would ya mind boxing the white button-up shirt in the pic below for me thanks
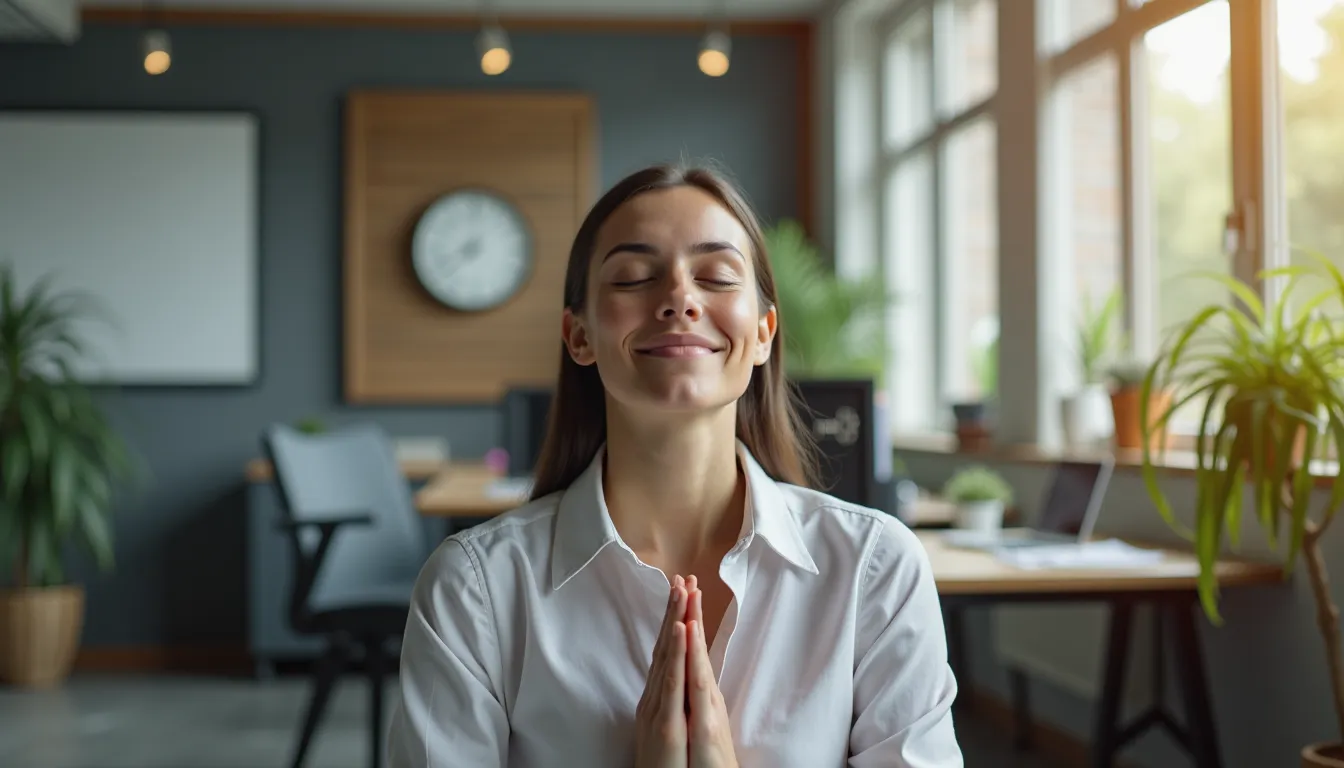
[387,443,963,767]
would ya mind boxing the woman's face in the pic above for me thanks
[562,185,776,415]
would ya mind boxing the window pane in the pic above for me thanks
[940,0,997,115]
[1044,0,1116,54]
[1145,1,1232,426]
[1279,0,1344,314]
[1048,53,1123,388]
[886,151,936,433]
[941,118,998,405]
[884,7,933,151]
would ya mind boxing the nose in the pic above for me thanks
[657,272,702,321]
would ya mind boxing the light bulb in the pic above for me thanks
[477,24,512,76]
[142,29,171,75]
[699,29,731,77]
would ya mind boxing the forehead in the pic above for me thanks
[593,185,751,253]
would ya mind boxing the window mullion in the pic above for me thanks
[1122,33,1156,360]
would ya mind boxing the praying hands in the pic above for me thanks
[634,575,739,768]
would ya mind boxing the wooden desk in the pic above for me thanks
[414,464,529,518]
[917,530,1281,596]
[922,529,1283,768]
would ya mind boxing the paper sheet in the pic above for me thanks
[994,539,1167,570]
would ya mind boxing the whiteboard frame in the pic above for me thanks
[0,107,262,388]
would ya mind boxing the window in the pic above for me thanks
[1043,0,1249,438]
[1278,0,1344,315]
[832,0,1323,448]
[878,0,998,433]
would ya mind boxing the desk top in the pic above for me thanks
[917,530,1283,595]
[415,463,528,518]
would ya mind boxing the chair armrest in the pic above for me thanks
[275,513,375,533]
[275,512,375,623]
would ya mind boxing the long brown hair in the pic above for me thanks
[528,163,821,500]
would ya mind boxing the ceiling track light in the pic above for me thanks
[141,1,170,75]
[698,28,731,77]
[142,28,171,75]
[477,22,511,75]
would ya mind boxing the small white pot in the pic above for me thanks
[954,499,1004,533]
[1060,383,1114,449]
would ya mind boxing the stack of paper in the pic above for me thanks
[486,477,533,500]
[994,539,1167,570]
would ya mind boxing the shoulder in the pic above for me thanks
[413,491,564,600]
[775,482,928,576]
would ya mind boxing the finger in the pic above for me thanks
[688,618,714,713]
[661,621,687,720]
[689,587,704,629]
[644,579,684,711]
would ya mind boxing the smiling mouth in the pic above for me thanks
[638,345,720,358]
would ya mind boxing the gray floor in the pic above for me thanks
[0,674,1063,767]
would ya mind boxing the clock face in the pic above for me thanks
[411,190,533,312]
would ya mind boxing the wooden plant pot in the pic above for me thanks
[1110,385,1171,452]
[1303,743,1344,767]
[0,585,85,688]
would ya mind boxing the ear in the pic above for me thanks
[754,303,777,366]
[562,308,597,366]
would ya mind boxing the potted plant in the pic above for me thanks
[0,266,140,688]
[1060,289,1120,449]
[1109,355,1170,452]
[942,464,1013,533]
[1136,256,1344,767]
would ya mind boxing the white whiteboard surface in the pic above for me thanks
[0,111,258,385]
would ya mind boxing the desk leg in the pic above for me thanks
[1171,600,1223,768]
[1091,600,1133,768]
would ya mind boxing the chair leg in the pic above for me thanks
[291,637,349,768]
[366,637,388,768]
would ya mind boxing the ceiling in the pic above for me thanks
[78,0,829,19]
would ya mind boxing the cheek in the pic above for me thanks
[710,293,762,346]
[590,293,644,345]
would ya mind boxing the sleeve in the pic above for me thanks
[386,537,510,767]
[849,517,963,768]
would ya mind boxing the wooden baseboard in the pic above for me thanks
[968,689,1142,768]
[74,645,252,675]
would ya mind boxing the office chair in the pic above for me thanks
[262,422,429,768]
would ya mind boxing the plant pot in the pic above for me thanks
[954,500,1004,534]
[1110,385,1171,451]
[951,401,986,423]
[1225,398,1309,477]
[0,584,85,688]
[1303,743,1344,767]
[1060,383,1114,449]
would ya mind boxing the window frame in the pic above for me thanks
[1042,0,1278,448]
[875,0,998,433]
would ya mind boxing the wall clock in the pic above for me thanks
[411,189,533,312]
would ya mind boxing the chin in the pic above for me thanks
[611,373,746,415]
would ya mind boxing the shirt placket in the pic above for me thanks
[709,536,751,681]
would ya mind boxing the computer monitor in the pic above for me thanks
[500,387,553,478]
[1035,456,1115,540]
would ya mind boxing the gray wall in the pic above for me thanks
[900,449,1344,767]
[0,21,804,648]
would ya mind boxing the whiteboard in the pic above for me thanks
[0,111,259,385]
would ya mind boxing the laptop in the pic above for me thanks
[940,455,1115,551]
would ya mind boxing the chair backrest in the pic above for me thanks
[263,422,427,613]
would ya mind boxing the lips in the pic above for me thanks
[634,333,724,358]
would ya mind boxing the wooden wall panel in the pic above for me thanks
[343,90,596,403]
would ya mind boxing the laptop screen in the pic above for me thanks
[1036,460,1110,537]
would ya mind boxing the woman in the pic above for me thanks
[386,164,962,767]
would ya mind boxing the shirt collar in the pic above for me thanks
[550,441,820,591]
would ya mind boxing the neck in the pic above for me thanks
[602,402,745,567]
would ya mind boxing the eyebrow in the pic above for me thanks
[601,241,745,262]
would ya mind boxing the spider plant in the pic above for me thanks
[1138,253,1344,741]
[765,218,891,383]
